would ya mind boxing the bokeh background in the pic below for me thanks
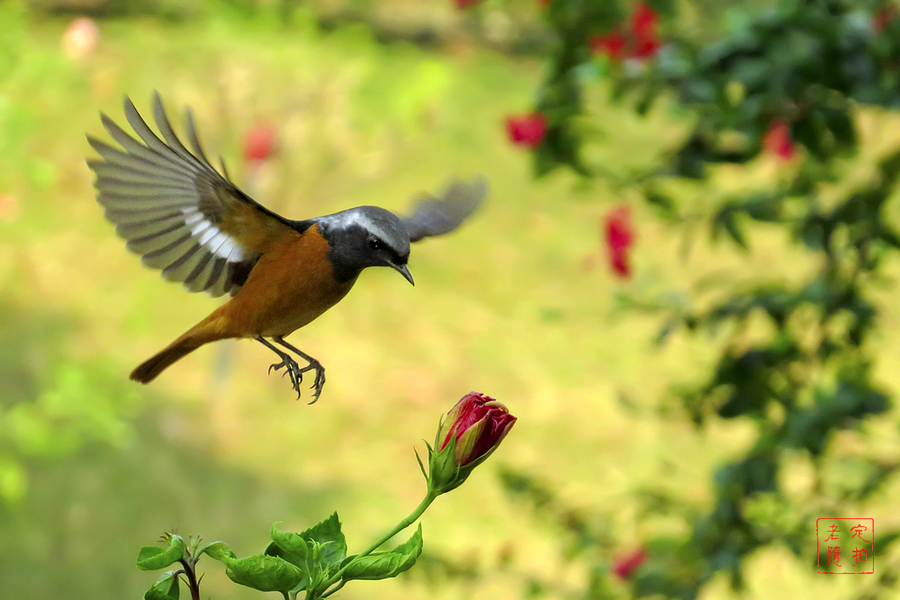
[2,0,899,599]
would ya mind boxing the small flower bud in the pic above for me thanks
[763,119,796,161]
[611,548,648,579]
[424,392,516,495]
[505,113,547,148]
[243,123,278,164]
[603,206,635,279]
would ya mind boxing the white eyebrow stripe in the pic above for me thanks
[319,210,393,247]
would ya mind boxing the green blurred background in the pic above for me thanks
[1,1,895,599]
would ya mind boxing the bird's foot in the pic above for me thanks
[268,355,304,396]
[306,358,326,405]
[267,355,324,403]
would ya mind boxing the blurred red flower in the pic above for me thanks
[590,3,661,62]
[505,113,548,148]
[453,0,481,9]
[763,119,796,160]
[604,206,634,279]
[243,122,278,164]
[590,30,628,62]
[873,5,899,32]
[632,35,661,59]
[611,548,648,579]
[630,2,659,35]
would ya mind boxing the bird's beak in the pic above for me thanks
[390,262,415,286]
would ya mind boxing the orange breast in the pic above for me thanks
[208,224,356,338]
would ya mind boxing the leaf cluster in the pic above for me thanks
[134,514,423,600]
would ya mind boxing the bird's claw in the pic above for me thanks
[267,355,325,402]
[267,355,304,396]
[306,360,326,405]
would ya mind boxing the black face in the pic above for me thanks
[365,233,407,267]
[317,206,413,283]
[323,224,410,283]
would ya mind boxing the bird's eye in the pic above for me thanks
[367,238,382,251]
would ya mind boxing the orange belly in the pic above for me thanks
[201,225,356,338]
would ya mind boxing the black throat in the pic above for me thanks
[319,223,369,283]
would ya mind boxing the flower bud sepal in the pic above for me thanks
[417,419,501,497]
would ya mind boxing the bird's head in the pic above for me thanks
[316,206,414,285]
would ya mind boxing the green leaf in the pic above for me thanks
[298,512,347,568]
[198,541,235,562]
[793,110,828,160]
[263,514,347,593]
[340,525,424,581]
[742,194,781,222]
[136,535,185,571]
[875,531,900,554]
[269,523,309,563]
[825,107,856,150]
[144,571,180,600]
[224,555,305,593]
[712,208,748,249]
[644,188,676,218]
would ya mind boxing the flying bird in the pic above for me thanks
[87,93,487,402]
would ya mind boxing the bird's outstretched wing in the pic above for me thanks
[402,177,488,243]
[87,93,302,297]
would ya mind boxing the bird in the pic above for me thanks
[87,93,487,403]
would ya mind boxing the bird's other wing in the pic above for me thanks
[401,176,488,243]
[87,92,305,298]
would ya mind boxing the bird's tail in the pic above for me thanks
[130,325,223,384]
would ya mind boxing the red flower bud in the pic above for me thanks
[611,548,648,579]
[423,392,517,496]
[763,119,795,160]
[243,122,278,164]
[505,113,547,148]
[604,206,635,279]
[437,392,516,467]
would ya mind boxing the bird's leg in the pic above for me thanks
[256,336,304,398]
[273,336,326,404]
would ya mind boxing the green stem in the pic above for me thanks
[319,580,345,599]
[319,491,438,597]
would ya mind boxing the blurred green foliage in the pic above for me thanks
[488,0,900,599]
